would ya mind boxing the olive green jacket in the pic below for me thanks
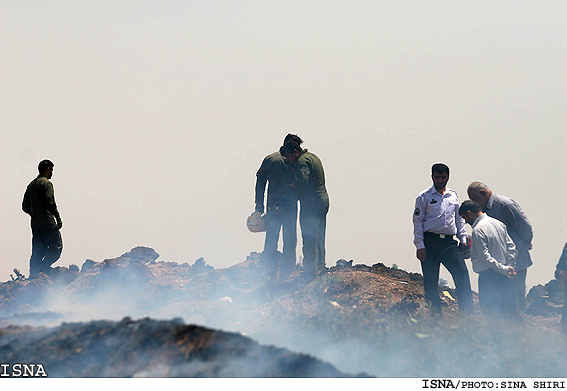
[255,151,297,214]
[296,149,329,211]
[22,174,62,231]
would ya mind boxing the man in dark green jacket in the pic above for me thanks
[22,160,63,276]
[280,136,329,281]
[255,140,298,281]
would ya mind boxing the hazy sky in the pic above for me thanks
[1,1,566,292]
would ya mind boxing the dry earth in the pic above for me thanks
[0,246,566,377]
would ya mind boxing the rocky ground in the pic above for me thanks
[0,246,566,377]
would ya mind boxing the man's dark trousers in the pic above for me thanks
[478,268,518,319]
[30,225,63,275]
[421,232,473,314]
[262,206,297,280]
[300,202,328,278]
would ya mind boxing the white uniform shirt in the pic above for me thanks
[470,213,517,275]
[413,185,467,250]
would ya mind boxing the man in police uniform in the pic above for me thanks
[413,163,473,316]
[254,136,299,281]
[280,136,329,282]
[467,182,533,315]
[22,159,63,276]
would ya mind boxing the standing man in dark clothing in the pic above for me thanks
[467,182,533,315]
[22,160,63,276]
[413,163,473,316]
[254,137,299,281]
[280,136,329,281]
[554,242,567,333]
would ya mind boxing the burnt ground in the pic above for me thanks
[0,317,352,377]
[0,246,566,377]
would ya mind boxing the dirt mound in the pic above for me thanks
[1,246,566,377]
[0,317,356,377]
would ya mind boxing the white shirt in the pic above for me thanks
[470,213,517,275]
[413,185,467,250]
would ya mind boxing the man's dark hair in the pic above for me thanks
[38,159,54,174]
[459,200,482,216]
[283,133,303,145]
[431,163,450,176]
[280,134,303,155]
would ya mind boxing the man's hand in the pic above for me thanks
[558,270,567,284]
[507,267,517,279]
[459,242,469,253]
[416,248,427,262]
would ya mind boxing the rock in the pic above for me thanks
[120,246,160,264]
[80,259,100,273]
[69,265,80,273]
[189,257,214,276]
[336,259,353,270]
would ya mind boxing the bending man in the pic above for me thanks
[254,137,298,281]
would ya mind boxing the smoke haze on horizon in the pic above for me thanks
[1,1,566,293]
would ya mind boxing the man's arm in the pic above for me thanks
[254,159,269,213]
[455,197,468,246]
[413,195,426,261]
[504,200,533,247]
[22,186,32,216]
[505,232,517,268]
[296,156,311,193]
[44,181,62,228]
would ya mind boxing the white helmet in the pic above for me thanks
[246,211,266,233]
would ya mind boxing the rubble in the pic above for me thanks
[526,279,565,316]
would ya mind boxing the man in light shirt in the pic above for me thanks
[467,182,533,315]
[413,163,473,317]
[459,200,518,318]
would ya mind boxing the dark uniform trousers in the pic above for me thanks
[478,268,518,319]
[262,206,297,280]
[300,201,328,278]
[30,225,63,275]
[421,232,473,314]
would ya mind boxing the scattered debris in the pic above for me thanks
[442,291,455,301]
[12,268,25,281]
